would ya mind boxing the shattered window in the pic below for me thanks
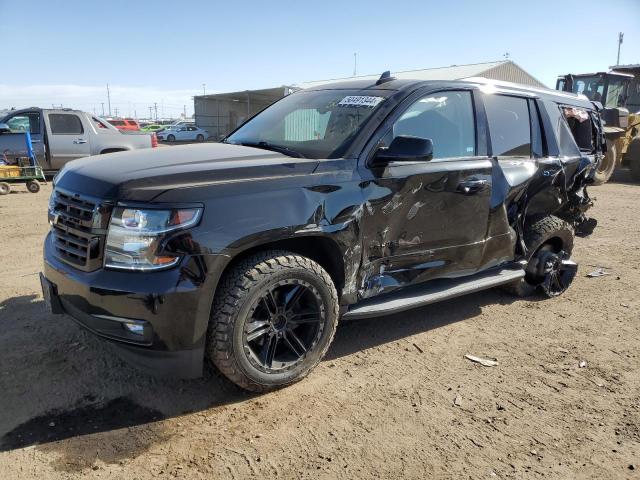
[546,102,581,158]
[562,107,594,153]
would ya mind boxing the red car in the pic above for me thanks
[107,118,140,131]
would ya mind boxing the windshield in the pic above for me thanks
[226,89,389,159]
[572,75,605,102]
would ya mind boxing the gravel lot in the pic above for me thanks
[0,171,638,479]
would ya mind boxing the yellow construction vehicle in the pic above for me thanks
[556,66,640,184]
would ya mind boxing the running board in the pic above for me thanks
[343,266,525,320]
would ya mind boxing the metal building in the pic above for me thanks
[194,61,545,138]
[194,87,296,141]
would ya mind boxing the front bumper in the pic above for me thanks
[42,232,229,378]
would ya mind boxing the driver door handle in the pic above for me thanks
[458,178,488,194]
[73,138,87,144]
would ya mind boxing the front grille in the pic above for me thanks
[50,189,112,271]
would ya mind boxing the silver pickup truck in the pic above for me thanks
[0,108,157,173]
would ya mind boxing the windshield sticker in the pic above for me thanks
[338,96,384,108]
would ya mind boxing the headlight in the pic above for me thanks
[104,206,202,271]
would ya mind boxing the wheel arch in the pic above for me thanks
[217,235,346,300]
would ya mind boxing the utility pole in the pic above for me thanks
[153,102,158,121]
[106,84,112,116]
[353,53,357,76]
[202,83,206,95]
[183,104,186,118]
[616,32,624,66]
[134,109,137,119]
[101,102,105,116]
[114,107,119,117]
[149,106,153,120]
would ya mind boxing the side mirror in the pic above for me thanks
[375,135,433,163]
[0,123,11,134]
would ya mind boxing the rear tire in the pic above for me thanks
[0,182,9,195]
[26,180,40,193]
[207,250,339,392]
[627,137,640,182]
[503,215,575,298]
[592,139,617,185]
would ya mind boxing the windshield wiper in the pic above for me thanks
[235,141,306,158]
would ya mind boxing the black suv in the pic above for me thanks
[41,75,603,392]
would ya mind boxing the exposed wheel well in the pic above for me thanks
[100,148,127,155]
[221,237,346,298]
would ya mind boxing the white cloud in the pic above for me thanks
[0,84,205,119]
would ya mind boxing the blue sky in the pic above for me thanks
[1,0,639,118]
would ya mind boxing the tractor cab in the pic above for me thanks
[556,72,633,109]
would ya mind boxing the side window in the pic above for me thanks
[484,95,531,157]
[545,102,581,157]
[389,91,476,159]
[49,114,84,134]
[5,112,41,134]
[562,106,595,153]
[92,116,109,129]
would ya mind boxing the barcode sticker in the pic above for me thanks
[338,96,384,108]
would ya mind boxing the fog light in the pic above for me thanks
[123,322,145,335]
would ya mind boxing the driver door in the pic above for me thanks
[359,89,493,298]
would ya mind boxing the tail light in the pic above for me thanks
[151,133,158,148]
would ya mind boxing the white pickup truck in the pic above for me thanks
[0,108,157,173]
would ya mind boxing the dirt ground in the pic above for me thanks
[0,171,638,479]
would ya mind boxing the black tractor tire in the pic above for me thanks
[196,134,205,142]
[167,134,175,142]
[207,250,339,392]
[628,137,640,182]
[26,180,40,193]
[592,139,617,185]
[0,182,9,195]
[503,215,575,297]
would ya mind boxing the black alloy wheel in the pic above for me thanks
[243,279,324,373]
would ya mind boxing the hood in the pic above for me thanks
[55,143,320,201]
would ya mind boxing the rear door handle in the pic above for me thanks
[458,178,488,194]
[31,139,41,143]
[73,139,87,144]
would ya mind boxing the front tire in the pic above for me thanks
[504,215,576,298]
[0,182,9,195]
[167,134,175,142]
[196,134,204,142]
[207,250,339,392]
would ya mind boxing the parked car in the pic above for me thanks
[107,118,140,131]
[157,125,209,142]
[141,124,165,133]
[41,76,603,392]
[0,108,157,173]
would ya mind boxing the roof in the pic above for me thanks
[301,77,594,110]
[295,60,546,89]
